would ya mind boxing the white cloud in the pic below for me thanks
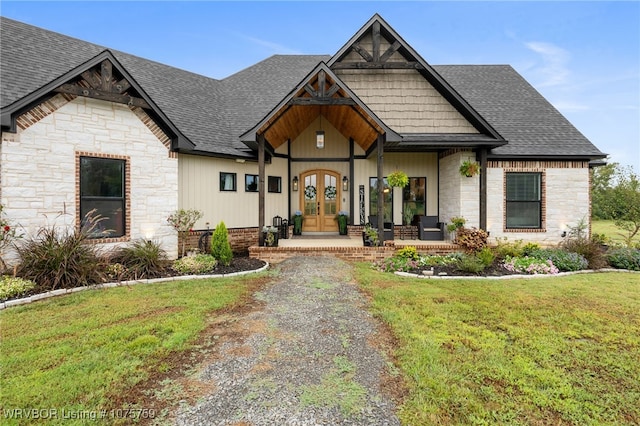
[551,101,590,112]
[525,41,571,87]
[240,34,302,55]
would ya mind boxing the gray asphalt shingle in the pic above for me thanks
[1,17,604,160]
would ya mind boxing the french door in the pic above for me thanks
[300,169,340,232]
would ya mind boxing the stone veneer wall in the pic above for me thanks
[486,160,591,245]
[1,95,179,262]
[438,150,480,236]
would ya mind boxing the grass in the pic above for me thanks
[299,355,367,416]
[592,219,640,245]
[355,264,640,425]
[0,275,262,425]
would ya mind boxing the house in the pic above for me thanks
[0,14,606,261]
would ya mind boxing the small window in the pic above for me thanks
[80,156,126,238]
[245,174,259,192]
[220,172,237,191]
[268,176,281,193]
[506,172,542,229]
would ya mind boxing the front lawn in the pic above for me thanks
[0,275,264,425]
[356,265,640,425]
[592,219,640,246]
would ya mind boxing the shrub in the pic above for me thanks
[396,246,418,260]
[476,246,496,267]
[606,248,640,271]
[561,237,607,270]
[211,221,233,266]
[528,248,588,272]
[0,276,36,301]
[503,256,559,275]
[16,221,104,292]
[172,254,218,275]
[494,238,525,259]
[112,239,168,279]
[454,227,488,253]
[456,254,486,274]
[522,242,541,256]
[374,256,418,273]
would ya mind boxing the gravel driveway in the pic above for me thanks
[175,256,401,425]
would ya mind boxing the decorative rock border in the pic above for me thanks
[0,263,269,310]
[395,268,640,280]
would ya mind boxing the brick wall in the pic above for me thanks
[181,227,260,255]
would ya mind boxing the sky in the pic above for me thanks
[1,1,639,171]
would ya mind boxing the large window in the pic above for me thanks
[80,156,126,238]
[506,172,542,229]
[369,177,393,222]
[402,177,426,223]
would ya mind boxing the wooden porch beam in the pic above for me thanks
[287,98,356,106]
[101,60,112,92]
[258,133,266,246]
[352,42,373,62]
[479,148,488,231]
[54,84,151,109]
[81,70,102,89]
[372,21,381,62]
[377,133,385,243]
[380,40,402,63]
[330,62,424,70]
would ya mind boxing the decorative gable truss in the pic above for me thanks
[1,50,194,152]
[54,59,150,109]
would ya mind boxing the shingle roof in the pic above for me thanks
[434,65,605,159]
[1,17,605,160]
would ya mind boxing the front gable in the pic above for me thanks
[328,14,504,142]
[1,50,194,151]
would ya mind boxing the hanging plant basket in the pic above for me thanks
[459,160,481,177]
[387,170,409,188]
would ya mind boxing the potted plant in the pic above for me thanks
[387,170,409,188]
[292,211,303,235]
[262,225,279,247]
[446,216,466,240]
[362,224,380,247]
[336,211,349,235]
[459,160,480,177]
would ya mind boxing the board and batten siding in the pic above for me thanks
[353,152,438,225]
[178,154,289,229]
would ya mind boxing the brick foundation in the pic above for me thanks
[181,227,261,255]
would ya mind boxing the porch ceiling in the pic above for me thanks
[257,69,385,152]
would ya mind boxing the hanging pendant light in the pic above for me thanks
[316,110,325,149]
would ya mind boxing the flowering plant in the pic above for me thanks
[387,171,409,188]
[0,205,21,270]
[503,256,559,275]
[167,209,203,257]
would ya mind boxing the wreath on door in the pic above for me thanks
[324,185,337,200]
[304,185,317,200]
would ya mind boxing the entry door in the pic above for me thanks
[301,170,340,232]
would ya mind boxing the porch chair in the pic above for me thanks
[418,216,444,241]
[368,215,394,240]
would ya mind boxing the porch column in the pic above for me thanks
[258,133,265,246]
[349,138,355,225]
[377,133,385,243]
[479,148,488,231]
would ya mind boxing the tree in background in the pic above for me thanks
[591,163,640,246]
